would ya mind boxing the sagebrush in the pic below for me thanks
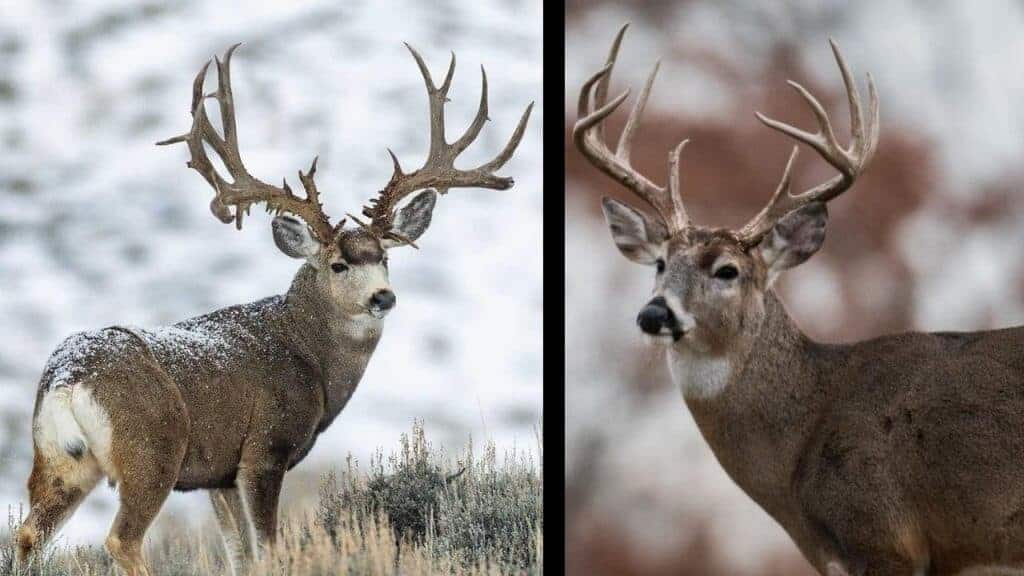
[2,422,542,575]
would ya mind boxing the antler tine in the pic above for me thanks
[831,39,864,155]
[616,60,659,165]
[214,43,243,160]
[450,66,488,157]
[477,101,533,173]
[592,23,629,143]
[572,24,691,232]
[158,45,335,243]
[667,139,691,227]
[737,146,799,241]
[864,72,881,163]
[360,44,532,239]
[404,43,455,164]
[739,39,880,247]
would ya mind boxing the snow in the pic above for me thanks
[0,0,541,546]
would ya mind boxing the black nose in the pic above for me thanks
[636,296,675,335]
[371,289,396,311]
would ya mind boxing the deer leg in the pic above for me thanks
[826,560,853,576]
[17,451,102,564]
[237,466,285,554]
[210,488,255,575]
[100,365,188,575]
[825,550,921,576]
[105,452,184,576]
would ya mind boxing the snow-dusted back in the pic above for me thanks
[0,0,542,545]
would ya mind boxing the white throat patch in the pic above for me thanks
[342,312,381,341]
[667,347,733,400]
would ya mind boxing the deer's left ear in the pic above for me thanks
[382,189,437,249]
[755,202,828,286]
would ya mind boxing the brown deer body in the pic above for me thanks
[17,44,531,576]
[576,25,1024,576]
[687,291,1024,575]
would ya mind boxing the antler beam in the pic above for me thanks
[360,44,533,243]
[738,38,880,247]
[572,23,692,233]
[574,27,880,249]
[158,44,339,244]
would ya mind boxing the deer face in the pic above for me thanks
[578,27,875,357]
[159,43,529,322]
[602,198,828,352]
[271,190,438,319]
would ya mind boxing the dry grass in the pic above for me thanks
[1,422,542,576]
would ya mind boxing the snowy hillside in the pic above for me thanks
[0,0,543,545]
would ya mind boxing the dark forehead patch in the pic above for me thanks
[668,227,749,270]
[697,247,723,270]
[337,229,384,265]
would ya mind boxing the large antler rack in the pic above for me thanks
[353,44,533,246]
[574,25,880,249]
[158,44,341,244]
[736,38,880,247]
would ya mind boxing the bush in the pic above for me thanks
[317,420,542,573]
[1,423,542,576]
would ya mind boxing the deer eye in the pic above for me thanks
[655,258,666,274]
[713,264,739,280]
[331,262,349,273]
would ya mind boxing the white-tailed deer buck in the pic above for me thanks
[16,44,530,575]
[576,25,1024,576]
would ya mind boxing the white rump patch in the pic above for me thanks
[667,348,733,400]
[34,387,106,486]
[70,387,117,480]
[35,387,88,461]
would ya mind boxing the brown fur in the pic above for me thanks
[18,38,527,574]
[605,201,1024,574]
[17,235,386,574]
[683,276,1024,575]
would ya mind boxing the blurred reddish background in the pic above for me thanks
[565,1,1024,574]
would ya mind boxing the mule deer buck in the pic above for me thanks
[576,24,1024,576]
[16,44,530,575]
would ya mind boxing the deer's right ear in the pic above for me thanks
[272,216,320,259]
[601,197,668,265]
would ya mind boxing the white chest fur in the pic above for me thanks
[667,347,733,400]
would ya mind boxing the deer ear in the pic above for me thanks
[756,202,828,285]
[382,189,437,249]
[601,197,668,265]
[272,215,320,259]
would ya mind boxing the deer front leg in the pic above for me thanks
[210,488,255,575]
[825,561,855,576]
[236,465,285,554]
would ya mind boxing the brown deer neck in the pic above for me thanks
[680,290,825,517]
[283,264,383,423]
